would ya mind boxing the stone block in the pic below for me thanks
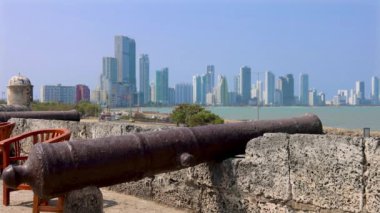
[364,137,380,213]
[200,188,292,213]
[237,133,291,200]
[289,134,364,212]
[188,160,240,189]
[151,169,201,210]
[87,122,124,139]
[64,186,103,213]
[108,177,154,199]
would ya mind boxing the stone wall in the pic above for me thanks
[10,119,380,212]
[109,133,379,213]
[9,118,170,140]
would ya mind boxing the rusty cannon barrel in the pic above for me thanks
[0,110,81,122]
[2,114,322,198]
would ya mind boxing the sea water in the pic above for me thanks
[133,106,380,131]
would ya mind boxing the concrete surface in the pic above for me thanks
[0,179,186,213]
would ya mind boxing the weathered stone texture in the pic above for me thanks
[289,134,364,212]
[108,177,154,199]
[241,133,290,201]
[9,118,159,140]
[364,137,380,213]
[63,186,103,213]
[152,171,202,210]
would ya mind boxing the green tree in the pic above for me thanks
[171,104,224,127]
[75,101,101,117]
[187,110,224,127]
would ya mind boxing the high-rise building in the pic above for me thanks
[319,92,326,105]
[228,92,237,106]
[201,74,208,105]
[333,90,349,105]
[264,71,275,105]
[308,89,318,106]
[41,84,76,104]
[193,75,202,104]
[150,82,156,103]
[239,66,251,104]
[168,88,175,106]
[371,76,379,104]
[206,65,215,92]
[76,84,90,103]
[139,54,150,105]
[175,83,193,104]
[100,57,116,105]
[278,74,294,106]
[215,75,229,106]
[274,89,283,106]
[355,81,365,104]
[349,89,359,105]
[100,56,131,107]
[206,92,215,106]
[91,88,101,104]
[285,74,294,105]
[234,75,240,94]
[299,73,309,106]
[115,36,136,89]
[252,81,263,105]
[155,68,169,104]
[102,57,118,84]
[277,77,286,105]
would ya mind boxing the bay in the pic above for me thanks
[131,106,380,131]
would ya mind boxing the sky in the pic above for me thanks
[0,0,379,100]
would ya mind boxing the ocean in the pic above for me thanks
[133,106,380,131]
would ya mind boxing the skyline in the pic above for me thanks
[1,0,379,99]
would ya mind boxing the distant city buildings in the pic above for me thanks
[215,75,229,106]
[371,76,379,105]
[264,71,275,105]
[175,83,193,104]
[283,74,295,106]
[192,75,202,104]
[330,76,380,106]
[41,84,76,104]
[299,73,309,106]
[115,35,136,89]
[76,84,90,103]
[155,68,169,104]
[139,54,150,105]
[95,35,137,107]
[355,81,365,104]
[239,66,251,104]
[91,35,380,107]
[206,65,215,92]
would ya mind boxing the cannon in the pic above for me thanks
[0,110,81,122]
[2,114,322,198]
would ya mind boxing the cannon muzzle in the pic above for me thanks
[2,114,322,198]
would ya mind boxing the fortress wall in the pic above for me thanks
[10,118,380,212]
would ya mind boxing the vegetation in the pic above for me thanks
[170,104,224,127]
[31,101,101,117]
[31,102,73,111]
[75,101,101,117]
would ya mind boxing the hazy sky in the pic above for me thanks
[1,0,379,99]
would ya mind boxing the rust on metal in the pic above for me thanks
[2,114,322,198]
[0,110,81,122]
